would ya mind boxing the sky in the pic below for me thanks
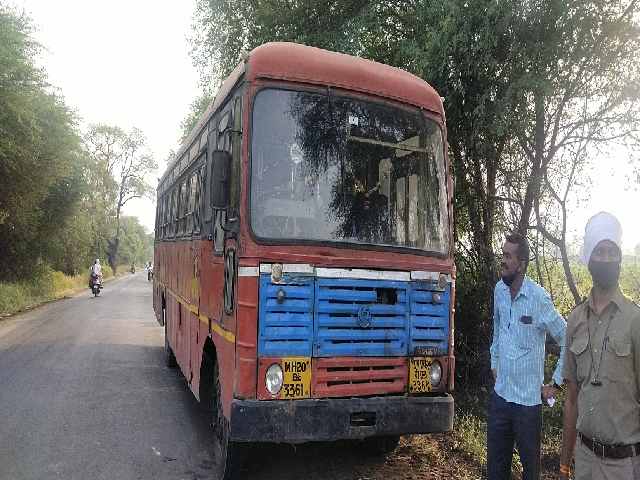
[11,0,201,233]
[9,0,640,252]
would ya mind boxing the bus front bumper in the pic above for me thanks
[229,394,454,443]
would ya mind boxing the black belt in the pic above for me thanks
[579,432,640,459]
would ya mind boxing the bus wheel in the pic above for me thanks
[362,435,400,456]
[211,362,243,479]
[164,310,177,368]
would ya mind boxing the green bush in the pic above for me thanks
[0,266,54,315]
[0,262,128,316]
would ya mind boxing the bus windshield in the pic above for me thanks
[250,88,449,254]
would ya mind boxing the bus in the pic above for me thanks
[153,42,455,478]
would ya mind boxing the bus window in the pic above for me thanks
[250,89,448,253]
[169,188,177,238]
[192,166,204,235]
[230,95,242,214]
[187,173,198,233]
[178,180,188,236]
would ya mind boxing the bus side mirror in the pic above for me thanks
[211,150,232,208]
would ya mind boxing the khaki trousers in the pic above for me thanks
[575,438,640,479]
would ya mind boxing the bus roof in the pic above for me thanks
[160,42,444,189]
[247,42,444,116]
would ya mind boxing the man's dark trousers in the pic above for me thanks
[487,390,541,480]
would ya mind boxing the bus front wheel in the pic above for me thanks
[210,362,243,479]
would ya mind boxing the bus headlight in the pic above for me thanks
[265,363,284,395]
[430,361,442,386]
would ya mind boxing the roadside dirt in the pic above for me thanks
[241,434,482,480]
[241,433,562,479]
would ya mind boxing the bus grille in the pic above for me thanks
[312,357,407,397]
[257,273,451,358]
[258,274,314,356]
[314,278,408,357]
[409,282,450,356]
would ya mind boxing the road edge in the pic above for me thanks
[0,272,136,321]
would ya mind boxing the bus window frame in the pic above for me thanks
[207,93,242,255]
[246,83,452,259]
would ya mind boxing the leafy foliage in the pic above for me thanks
[190,0,640,384]
[0,6,156,285]
[84,125,157,272]
[180,93,213,142]
[0,5,83,280]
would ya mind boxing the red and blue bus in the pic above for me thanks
[154,42,455,478]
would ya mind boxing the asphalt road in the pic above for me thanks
[0,273,429,480]
[0,273,217,480]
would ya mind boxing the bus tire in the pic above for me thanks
[362,435,400,456]
[211,362,243,479]
[164,309,177,368]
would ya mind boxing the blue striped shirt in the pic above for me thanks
[490,276,566,406]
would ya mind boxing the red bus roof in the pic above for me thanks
[246,42,444,117]
[161,42,444,189]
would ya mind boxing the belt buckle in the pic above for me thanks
[594,438,605,458]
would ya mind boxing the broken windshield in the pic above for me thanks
[250,88,449,254]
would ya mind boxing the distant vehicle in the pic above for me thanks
[130,264,135,274]
[89,274,102,297]
[153,42,455,479]
[147,264,153,282]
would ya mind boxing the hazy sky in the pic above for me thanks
[11,0,640,252]
[12,0,201,233]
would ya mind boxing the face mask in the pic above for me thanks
[588,260,620,289]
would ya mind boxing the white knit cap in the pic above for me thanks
[581,212,622,264]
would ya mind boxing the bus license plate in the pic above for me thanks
[409,357,432,393]
[281,357,311,399]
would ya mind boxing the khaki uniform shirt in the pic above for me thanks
[564,289,640,445]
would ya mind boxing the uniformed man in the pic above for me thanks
[560,212,640,479]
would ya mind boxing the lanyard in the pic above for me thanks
[587,307,615,386]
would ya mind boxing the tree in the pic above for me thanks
[117,216,153,267]
[84,125,157,272]
[0,5,84,280]
[189,0,640,383]
[180,93,213,142]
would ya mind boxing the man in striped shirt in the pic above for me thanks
[487,232,567,480]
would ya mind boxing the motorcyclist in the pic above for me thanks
[89,259,103,287]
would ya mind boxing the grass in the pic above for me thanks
[448,357,565,479]
[0,264,125,317]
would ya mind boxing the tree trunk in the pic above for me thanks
[518,90,546,234]
[559,241,582,306]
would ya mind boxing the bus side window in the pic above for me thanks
[193,163,205,235]
[176,182,183,236]
[179,180,189,236]
[212,109,231,255]
[204,125,216,226]
[187,172,197,234]
[161,192,169,240]
[230,95,242,213]
[170,188,178,238]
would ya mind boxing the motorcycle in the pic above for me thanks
[89,274,102,297]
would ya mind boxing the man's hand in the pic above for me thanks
[541,384,558,401]
[491,369,497,382]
